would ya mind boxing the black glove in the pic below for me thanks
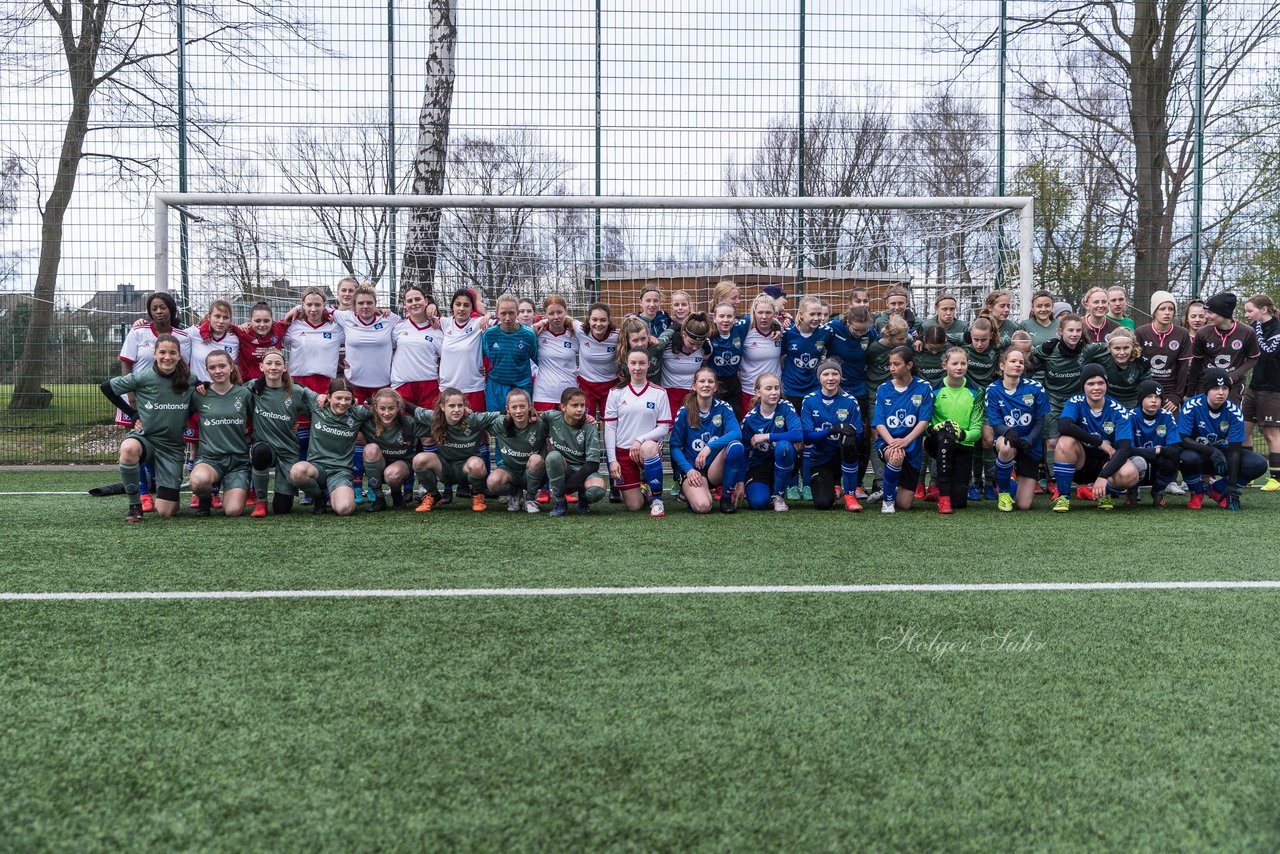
[831,423,859,439]
[1041,338,1059,355]
[904,308,918,328]
[252,377,267,395]
[1002,426,1024,450]
[1210,448,1228,477]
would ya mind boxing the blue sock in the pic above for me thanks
[297,427,310,461]
[883,461,901,503]
[996,457,1014,495]
[1053,462,1075,497]
[773,443,796,496]
[139,462,153,496]
[723,441,745,490]
[745,481,772,510]
[480,443,492,474]
[643,454,665,495]
[841,463,859,494]
[801,447,812,490]
[1211,477,1227,496]
[352,446,365,480]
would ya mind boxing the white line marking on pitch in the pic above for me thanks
[2,580,1280,602]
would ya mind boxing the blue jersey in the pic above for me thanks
[709,325,745,378]
[670,397,742,472]
[741,399,803,466]
[780,325,834,397]
[1060,394,1132,444]
[984,377,1050,460]
[1127,407,1180,449]
[800,389,862,467]
[482,325,539,387]
[1175,394,1246,448]
[825,319,878,397]
[641,311,672,338]
[872,377,935,466]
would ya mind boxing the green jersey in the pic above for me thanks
[920,315,968,344]
[109,369,194,449]
[1030,340,1086,410]
[1018,317,1059,348]
[541,410,602,468]
[361,411,421,463]
[914,347,947,387]
[493,416,549,472]
[930,379,985,446]
[963,344,1000,388]
[412,408,505,465]
[191,384,254,458]
[865,339,898,388]
[249,383,312,454]
[303,387,370,471]
[1082,342,1151,409]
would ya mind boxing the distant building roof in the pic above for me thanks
[76,284,150,319]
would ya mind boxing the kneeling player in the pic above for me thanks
[672,366,745,514]
[801,360,862,511]
[1177,368,1268,511]
[1051,364,1130,512]
[872,346,935,514]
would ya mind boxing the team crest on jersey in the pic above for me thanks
[517,342,525,349]
[562,341,572,349]
[1232,339,1243,350]
[1169,340,1179,350]
[911,395,922,406]
[1103,421,1114,434]
[234,399,242,411]
[646,401,655,410]
[1220,420,1230,432]
[711,415,722,426]
[375,322,384,330]
[323,332,332,339]
[1022,394,1035,405]
[774,415,785,427]
[1156,425,1167,437]
[837,409,849,420]
[731,337,741,347]
[285,397,293,409]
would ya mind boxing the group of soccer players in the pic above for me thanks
[101,276,1280,522]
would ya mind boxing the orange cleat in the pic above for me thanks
[414,494,436,513]
[471,493,487,512]
[843,493,863,512]
[140,493,155,513]
[250,502,268,519]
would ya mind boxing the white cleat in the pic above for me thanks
[772,494,789,512]
[881,499,896,514]
[523,499,540,514]
[649,498,665,518]
[506,496,521,512]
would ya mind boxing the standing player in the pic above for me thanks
[334,284,400,502]
[709,301,745,417]
[736,294,784,415]
[800,360,862,512]
[982,289,1020,342]
[1135,290,1192,412]
[573,302,619,421]
[1081,327,1151,409]
[1106,286,1135,330]
[230,301,289,381]
[1244,295,1280,491]
[984,348,1049,512]
[781,296,835,500]
[741,372,803,512]
[921,292,969,344]
[872,346,935,514]
[437,288,491,412]
[390,285,442,410]
[187,350,254,518]
[927,347,984,514]
[183,299,239,508]
[671,366,745,514]
[826,304,877,498]
[604,349,673,517]
[636,285,672,338]
[532,295,579,413]
[541,387,607,516]
[1019,290,1060,347]
[660,312,713,428]
[287,287,344,479]
[1181,299,1208,335]
[1177,368,1268,511]
[1186,292,1260,406]
[483,294,539,412]
[100,334,194,522]
[1080,287,1120,343]
[1050,364,1130,512]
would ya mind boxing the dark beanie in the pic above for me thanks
[1081,364,1107,382]
[1205,292,1237,318]
[1136,379,1162,401]
[1202,367,1232,390]
[761,285,785,299]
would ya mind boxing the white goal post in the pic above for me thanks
[153,193,1034,310]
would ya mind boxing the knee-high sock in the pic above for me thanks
[251,443,273,498]
[883,459,902,504]
[722,441,745,490]
[365,456,385,495]
[1053,461,1075,497]
[525,467,546,501]
[1270,452,1280,481]
[139,461,152,496]
[297,476,321,499]
[352,445,365,481]
[545,451,566,498]
[643,454,664,495]
[479,442,492,474]
[120,462,140,499]
[995,455,1015,495]
[773,443,795,496]
[414,463,439,494]
[583,484,606,504]
[934,432,954,493]
[297,427,310,461]
[467,465,487,494]
[801,446,812,489]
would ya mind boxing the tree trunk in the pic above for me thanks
[400,0,457,302]
[9,75,93,409]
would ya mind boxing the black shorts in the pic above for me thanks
[875,447,920,491]
[1010,449,1041,480]
[1077,446,1110,483]
[745,459,774,487]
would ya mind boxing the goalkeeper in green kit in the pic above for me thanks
[924,346,985,514]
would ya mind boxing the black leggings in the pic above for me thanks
[925,429,973,508]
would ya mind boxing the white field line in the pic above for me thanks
[2,580,1280,602]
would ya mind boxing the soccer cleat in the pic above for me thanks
[925,486,940,502]
[550,498,569,516]
[1048,484,1059,501]
[471,493,487,512]
[983,484,998,502]
[937,495,953,515]
[125,504,144,523]
[967,484,981,502]
[414,494,436,514]
[914,483,926,501]
[843,493,863,513]
[772,494,789,512]
[390,490,407,511]
[650,498,666,518]
[720,490,738,514]
[245,488,257,508]
[353,482,365,504]
[1165,481,1187,495]
[1227,494,1242,511]
[997,492,1014,512]
[189,494,200,509]
[1208,486,1226,508]
[211,494,223,510]
[1097,494,1114,510]
[366,495,386,513]
[1151,491,1166,508]
[1075,485,1095,502]
[866,489,884,504]
[881,498,896,514]
[1124,488,1139,507]
[1034,480,1045,495]
[298,493,313,505]
[574,493,592,514]
[536,488,551,504]
[785,485,801,501]
[312,499,327,515]
[608,487,622,503]
[1187,493,1204,510]
[523,499,540,514]
[1052,495,1070,513]
[855,486,868,500]
[140,493,155,513]
[802,485,813,501]
[506,496,521,512]
[439,487,454,505]
[1261,478,1280,492]
[566,493,579,503]
[250,501,268,519]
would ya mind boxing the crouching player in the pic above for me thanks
[486,388,548,514]
[541,387,607,516]
[1102,379,1182,507]
[1050,364,1131,512]
[1177,368,1268,511]
[872,346,934,514]
[926,346,984,514]
[187,351,254,517]
[741,372,802,511]
[672,366,746,514]
[801,360,863,512]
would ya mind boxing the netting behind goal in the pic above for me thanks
[158,195,1030,323]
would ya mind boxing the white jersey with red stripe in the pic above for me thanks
[120,324,193,374]
[391,317,442,384]
[534,327,579,403]
[185,326,241,383]
[334,309,400,388]
[439,317,487,392]
[660,343,707,391]
[603,381,672,463]
[738,325,782,389]
[285,317,344,379]
[574,320,619,384]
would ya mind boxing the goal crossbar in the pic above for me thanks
[153,192,1034,306]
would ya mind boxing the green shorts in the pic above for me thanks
[439,459,471,487]
[197,453,251,492]
[496,464,529,493]
[126,431,185,491]
[314,464,354,493]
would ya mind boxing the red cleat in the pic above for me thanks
[914,483,926,500]
[536,488,551,504]
[937,495,953,515]
[925,486,940,502]
[211,494,223,509]
[843,493,863,513]
[250,502,268,519]
[1075,485,1095,502]
[140,493,155,513]
[245,487,257,508]
[1187,493,1204,510]
[1049,484,1059,501]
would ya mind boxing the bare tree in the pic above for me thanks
[2,0,312,409]
[0,157,21,287]
[200,166,283,301]
[436,131,573,301]
[272,111,409,289]
[399,0,457,301]
[941,0,1280,309]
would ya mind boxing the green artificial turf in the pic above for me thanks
[2,470,1279,850]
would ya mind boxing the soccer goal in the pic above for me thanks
[154,193,1033,319]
